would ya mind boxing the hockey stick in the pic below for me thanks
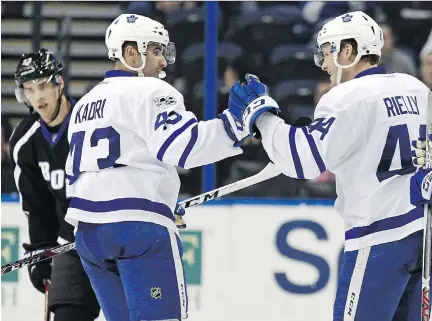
[422,91,432,321]
[1,162,281,275]
[44,279,51,321]
[179,161,280,208]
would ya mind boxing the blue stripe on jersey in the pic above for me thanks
[300,127,326,173]
[157,119,198,162]
[345,207,422,240]
[178,124,198,168]
[289,126,304,179]
[69,197,174,221]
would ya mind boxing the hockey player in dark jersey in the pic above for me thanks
[9,49,100,321]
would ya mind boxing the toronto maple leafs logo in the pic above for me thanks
[126,15,138,23]
[341,14,353,23]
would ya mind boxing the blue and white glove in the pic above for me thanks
[218,110,248,147]
[410,168,432,206]
[228,74,280,137]
[174,203,187,229]
[411,131,432,167]
[410,125,432,207]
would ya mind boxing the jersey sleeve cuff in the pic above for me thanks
[256,112,284,137]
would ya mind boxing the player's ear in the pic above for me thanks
[57,76,65,92]
[344,43,352,57]
[350,44,357,61]
[125,44,138,61]
[343,43,356,63]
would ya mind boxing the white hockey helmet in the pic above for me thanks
[105,14,176,78]
[314,11,383,82]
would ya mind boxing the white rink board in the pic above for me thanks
[1,202,107,321]
[1,201,345,321]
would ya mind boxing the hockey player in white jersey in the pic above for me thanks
[64,14,246,321]
[226,11,430,321]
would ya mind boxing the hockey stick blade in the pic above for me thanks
[1,162,281,275]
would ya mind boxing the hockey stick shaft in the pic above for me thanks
[422,90,432,321]
[180,162,281,208]
[422,204,432,321]
[1,162,281,275]
[1,242,76,276]
[44,279,51,321]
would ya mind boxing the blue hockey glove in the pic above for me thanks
[228,74,280,137]
[218,110,248,147]
[174,203,186,229]
[410,168,432,207]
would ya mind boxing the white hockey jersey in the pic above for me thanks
[256,67,430,251]
[64,70,242,233]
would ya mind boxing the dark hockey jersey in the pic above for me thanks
[9,100,76,245]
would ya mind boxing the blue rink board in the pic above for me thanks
[1,193,334,206]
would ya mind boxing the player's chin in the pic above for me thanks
[144,69,159,78]
[39,109,56,123]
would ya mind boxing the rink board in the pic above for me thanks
[1,199,344,321]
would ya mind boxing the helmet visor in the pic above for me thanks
[164,42,176,65]
[313,43,324,68]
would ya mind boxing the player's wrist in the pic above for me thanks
[218,110,248,147]
[243,96,280,137]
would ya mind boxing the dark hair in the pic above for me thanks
[340,38,381,65]
[114,41,139,64]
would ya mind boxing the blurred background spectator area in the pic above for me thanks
[1,1,431,197]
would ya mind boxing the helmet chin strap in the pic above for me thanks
[118,52,146,77]
[118,52,166,79]
[46,86,65,125]
[333,53,362,85]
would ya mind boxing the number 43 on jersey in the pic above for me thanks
[68,126,121,184]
